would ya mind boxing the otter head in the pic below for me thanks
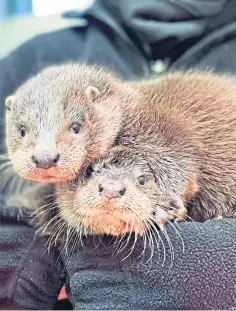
[5,64,134,183]
[56,147,192,237]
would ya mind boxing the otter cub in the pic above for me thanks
[5,64,236,221]
[55,147,187,237]
[5,64,124,184]
[4,63,124,212]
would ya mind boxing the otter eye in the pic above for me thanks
[93,167,102,177]
[85,166,94,178]
[138,175,146,185]
[86,165,102,178]
[19,126,27,137]
[70,123,81,134]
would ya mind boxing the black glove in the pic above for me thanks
[62,219,236,310]
[0,194,64,310]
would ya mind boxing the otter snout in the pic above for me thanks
[98,181,126,199]
[32,150,60,169]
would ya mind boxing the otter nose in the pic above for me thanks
[32,151,60,169]
[98,182,126,199]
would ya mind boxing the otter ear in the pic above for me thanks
[85,86,100,102]
[5,95,15,111]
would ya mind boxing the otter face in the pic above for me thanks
[56,147,187,237]
[5,64,124,183]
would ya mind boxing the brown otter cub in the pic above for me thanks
[5,64,124,184]
[4,64,124,213]
[55,147,186,237]
[5,64,236,223]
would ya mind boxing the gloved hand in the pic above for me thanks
[62,219,236,310]
[0,194,64,310]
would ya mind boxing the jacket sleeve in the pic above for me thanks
[62,219,236,310]
[0,194,64,310]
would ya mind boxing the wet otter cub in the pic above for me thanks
[5,64,236,224]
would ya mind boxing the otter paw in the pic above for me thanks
[206,215,223,222]
[7,194,32,210]
[213,215,223,220]
[1,204,29,222]
[6,195,33,221]
[167,198,188,223]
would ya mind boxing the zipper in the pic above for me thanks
[169,22,236,70]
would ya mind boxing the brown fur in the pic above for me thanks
[4,63,126,217]
[56,146,175,237]
[120,71,236,221]
[56,68,236,233]
[5,64,236,229]
[5,64,125,183]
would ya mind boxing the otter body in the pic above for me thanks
[5,64,236,227]
[120,71,236,221]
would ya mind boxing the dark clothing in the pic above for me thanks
[1,0,236,309]
[65,220,236,310]
[0,195,64,310]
